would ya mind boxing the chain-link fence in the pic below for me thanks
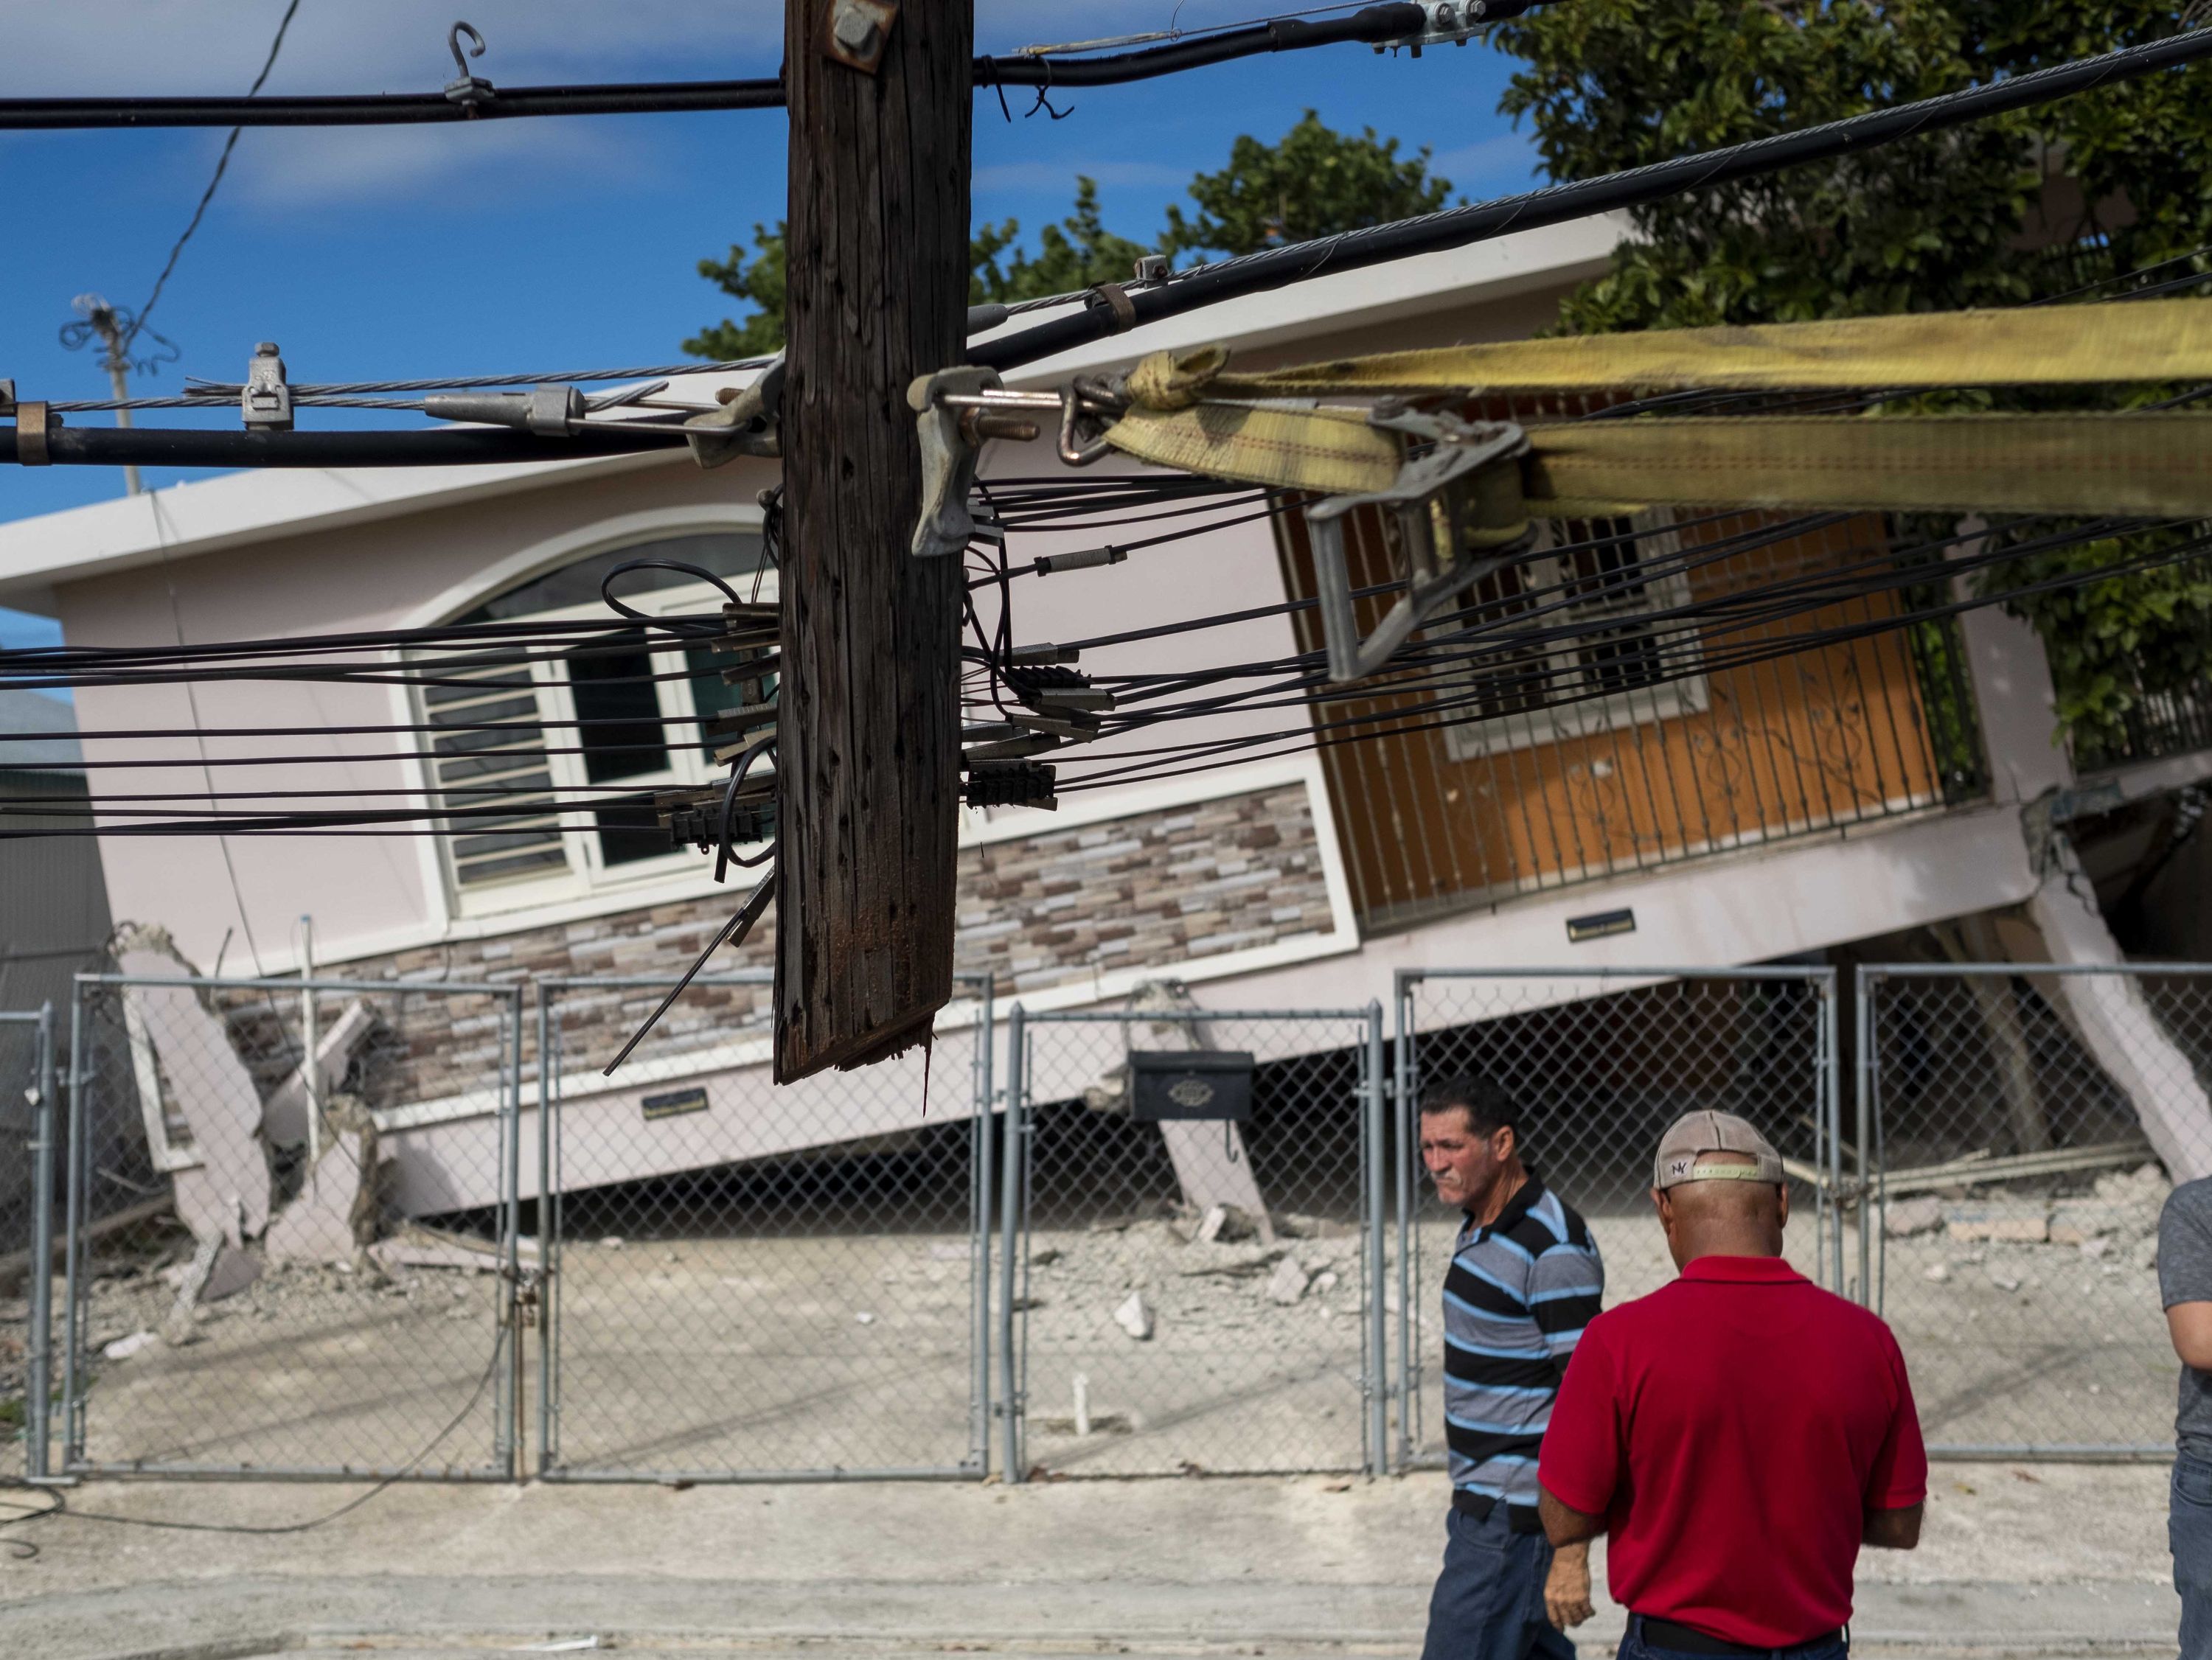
[535,973,995,1482]
[58,973,524,1479]
[1,1005,56,1477]
[34,956,2212,1483]
[1002,1003,1386,1480]
[1861,963,2212,1457]
[1395,969,1841,1469]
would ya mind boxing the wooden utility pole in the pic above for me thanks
[774,1,973,1080]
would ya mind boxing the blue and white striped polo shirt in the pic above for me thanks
[1442,1176,1604,1516]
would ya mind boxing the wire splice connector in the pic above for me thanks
[964,759,1058,810]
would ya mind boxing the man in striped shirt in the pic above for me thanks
[1419,1074,1605,1660]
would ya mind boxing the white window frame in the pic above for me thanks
[422,564,778,920]
[1439,508,1708,762]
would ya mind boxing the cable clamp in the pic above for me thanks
[684,355,785,469]
[242,343,293,432]
[909,366,1024,557]
[13,401,58,466]
[1087,281,1138,333]
[1304,405,1534,683]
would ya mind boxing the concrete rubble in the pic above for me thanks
[1882,1161,2171,1255]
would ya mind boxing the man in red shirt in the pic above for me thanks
[1536,1110,1927,1659]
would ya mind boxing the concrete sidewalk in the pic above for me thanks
[0,1466,2179,1659]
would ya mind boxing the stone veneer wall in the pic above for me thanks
[233,782,1340,1104]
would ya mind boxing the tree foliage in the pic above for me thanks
[687,116,1459,357]
[1159,110,1455,259]
[973,178,1158,302]
[1492,0,2212,752]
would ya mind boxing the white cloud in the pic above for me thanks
[0,0,779,96]
[225,116,656,207]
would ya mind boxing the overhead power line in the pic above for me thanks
[975,23,2212,371]
[13,26,2212,475]
[125,0,305,355]
[0,4,1517,130]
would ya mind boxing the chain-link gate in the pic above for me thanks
[1395,968,1841,1469]
[58,973,524,1479]
[1001,1002,1387,1480]
[2,1005,57,1478]
[1860,963,2212,1458]
[536,973,995,1481]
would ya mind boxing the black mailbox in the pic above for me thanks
[1128,1050,1256,1121]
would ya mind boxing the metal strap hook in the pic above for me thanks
[445,21,495,113]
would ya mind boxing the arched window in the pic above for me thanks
[420,531,775,913]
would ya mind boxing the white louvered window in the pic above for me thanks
[1439,509,1707,761]
[420,531,776,916]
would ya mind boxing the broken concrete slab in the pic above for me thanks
[1884,1196,1945,1238]
[1265,1256,1310,1307]
[265,1129,389,1264]
[118,944,271,1250]
[1944,1202,2051,1244]
[261,998,377,1150]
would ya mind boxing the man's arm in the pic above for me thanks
[1543,1538,1594,1631]
[1862,1502,1923,1550]
[2168,1302,2212,1371]
[1539,1485,1604,1546]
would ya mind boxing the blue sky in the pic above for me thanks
[1,1,1544,657]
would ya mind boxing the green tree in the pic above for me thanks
[684,220,790,361]
[975,178,1157,302]
[1160,109,1455,259]
[684,215,1034,360]
[1491,0,2212,752]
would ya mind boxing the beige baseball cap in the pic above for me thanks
[1653,1109,1786,1190]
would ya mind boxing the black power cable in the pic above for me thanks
[0,7,1464,130]
[975,24,2212,371]
[19,27,2212,475]
[4,422,685,469]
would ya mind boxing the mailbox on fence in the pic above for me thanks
[1128,1050,1256,1121]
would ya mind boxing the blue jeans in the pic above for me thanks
[2173,1454,2212,1659]
[1419,1503,1574,1660]
[1616,1617,1847,1659]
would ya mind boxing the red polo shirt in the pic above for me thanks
[1538,1255,1927,1649]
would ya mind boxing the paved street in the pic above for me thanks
[0,1465,2179,1659]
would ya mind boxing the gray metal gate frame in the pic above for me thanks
[7,1003,58,1480]
[535,971,997,1483]
[58,973,525,1482]
[1857,960,2209,1462]
[1393,966,1844,1471]
[998,1000,1389,1482]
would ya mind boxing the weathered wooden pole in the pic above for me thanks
[775,1,972,1079]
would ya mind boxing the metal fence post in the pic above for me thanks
[1393,972,1419,1471]
[535,983,555,1477]
[1815,972,1839,1294]
[501,986,525,1481]
[24,1003,55,1481]
[1363,1000,1388,1476]
[998,1002,1026,1485]
[60,981,88,1469]
[1854,966,1878,1308]
[969,977,995,1476]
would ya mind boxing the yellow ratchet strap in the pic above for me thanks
[1105,408,2212,519]
[1187,297,2212,397]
